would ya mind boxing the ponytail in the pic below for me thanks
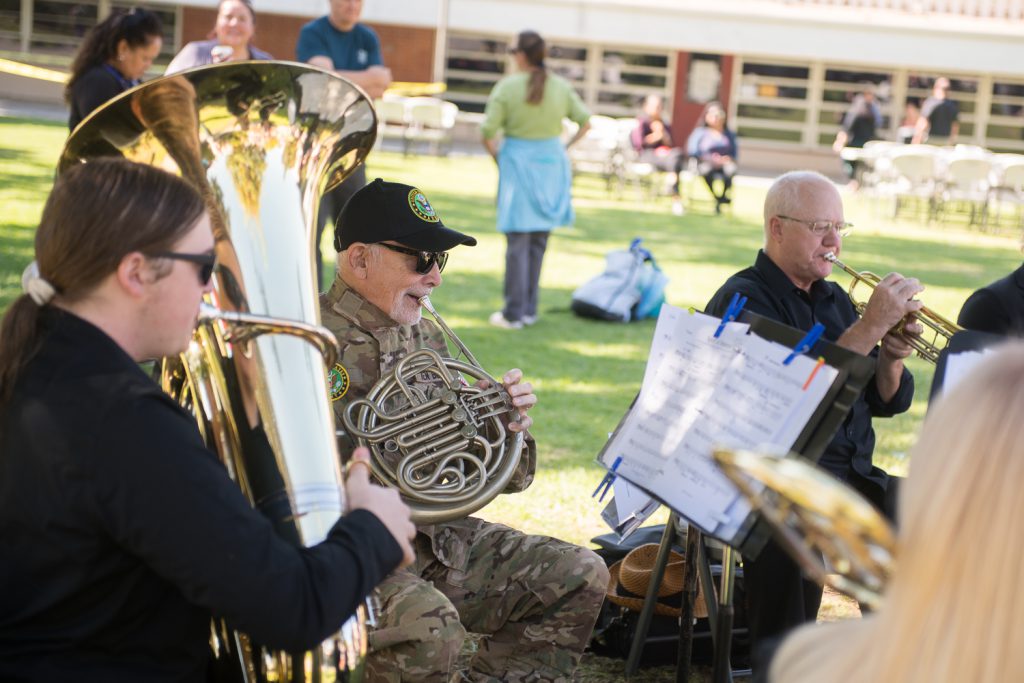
[513,30,548,105]
[0,296,45,407]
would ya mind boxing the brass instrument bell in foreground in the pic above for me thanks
[714,448,895,610]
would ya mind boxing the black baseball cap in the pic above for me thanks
[334,178,477,252]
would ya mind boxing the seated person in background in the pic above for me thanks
[705,170,920,674]
[770,343,1024,683]
[0,159,414,680]
[687,101,738,213]
[321,178,609,682]
[832,84,882,187]
[166,0,271,73]
[630,93,687,215]
[912,77,959,145]
[957,261,1024,335]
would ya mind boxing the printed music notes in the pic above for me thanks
[599,304,838,542]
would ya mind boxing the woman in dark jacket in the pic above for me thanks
[65,8,163,131]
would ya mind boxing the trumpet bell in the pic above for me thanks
[714,448,895,610]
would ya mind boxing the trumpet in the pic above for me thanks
[823,252,961,364]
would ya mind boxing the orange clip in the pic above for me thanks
[802,356,826,391]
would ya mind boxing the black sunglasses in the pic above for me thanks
[148,251,217,285]
[378,243,448,274]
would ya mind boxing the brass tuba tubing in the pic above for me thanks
[823,252,962,364]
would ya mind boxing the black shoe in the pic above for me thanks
[720,196,732,205]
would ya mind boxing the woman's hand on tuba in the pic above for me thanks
[344,447,416,567]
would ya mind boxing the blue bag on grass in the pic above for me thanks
[571,239,668,322]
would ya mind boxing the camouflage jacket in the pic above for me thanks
[319,276,537,568]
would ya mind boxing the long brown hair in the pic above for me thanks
[0,159,205,407]
[65,8,163,101]
[514,30,547,105]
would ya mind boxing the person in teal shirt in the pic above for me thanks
[482,30,591,329]
[296,0,392,289]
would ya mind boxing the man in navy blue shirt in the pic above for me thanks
[297,0,392,288]
[706,170,922,672]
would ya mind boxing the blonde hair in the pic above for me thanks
[770,342,1024,682]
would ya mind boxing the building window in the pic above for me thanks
[443,31,672,119]
[0,0,20,52]
[31,1,97,54]
[988,79,1024,153]
[817,66,894,146]
[735,59,810,144]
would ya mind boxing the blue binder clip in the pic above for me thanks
[592,456,622,502]
[714,292,748,339]
[783,322,826,365]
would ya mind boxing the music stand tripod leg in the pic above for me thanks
[625,517,678,677]
[697,537,734,683]
[676,519,701,683]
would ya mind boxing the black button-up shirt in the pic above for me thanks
[706,250,914,489]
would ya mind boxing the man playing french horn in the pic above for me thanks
[705,170,922,673]
[319,178,608,683]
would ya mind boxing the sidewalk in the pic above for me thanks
[0,98,66,123]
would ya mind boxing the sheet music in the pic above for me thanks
[600,305,838,542]
[941,348,995,397]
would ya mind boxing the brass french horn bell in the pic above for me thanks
[824,252,961,364]
[713,448,895,610]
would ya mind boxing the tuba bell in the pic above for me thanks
[60,61,377,682]
[824,251,962,364]
[342,296,525,525]
[713,448,895,609]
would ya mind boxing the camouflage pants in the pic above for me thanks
[365,518,609,683]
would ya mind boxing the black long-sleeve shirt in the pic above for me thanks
[0,309,402,681]
[705,250,914,489]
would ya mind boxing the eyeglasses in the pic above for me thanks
[378,243,448,274]
[777,215,853,238]
[148,251,217,285]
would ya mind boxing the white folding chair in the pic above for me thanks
[404,98,458,156]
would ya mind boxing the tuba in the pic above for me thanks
[60,61,376,682]
[343,296,525,524]
[824,251,962,364]
[713,448,895,609]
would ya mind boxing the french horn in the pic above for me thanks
[713,448,895,609]
[342,296,525,525]
[824,252,961,364]
[60,61,376,682]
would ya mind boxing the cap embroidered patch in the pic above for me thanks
[408,188,440,223]
[328,363,350,401]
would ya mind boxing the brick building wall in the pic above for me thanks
[179,8,436,83]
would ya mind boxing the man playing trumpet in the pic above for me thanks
[319,178,608,683]
[705,170,922,672]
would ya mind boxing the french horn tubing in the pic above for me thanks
[342,296,525,525]
[824,252,961,364]
[713,448,895,610]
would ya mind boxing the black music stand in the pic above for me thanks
[618,311,875,681]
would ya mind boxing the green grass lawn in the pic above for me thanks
[3,115,1022,552]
